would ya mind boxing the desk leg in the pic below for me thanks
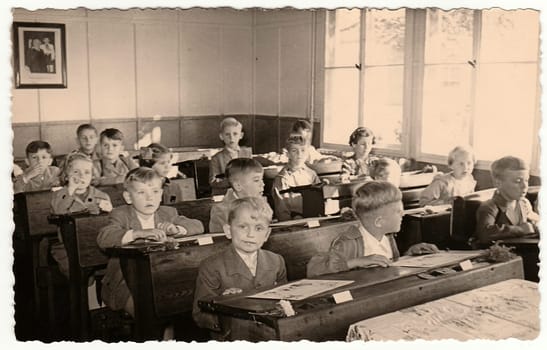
[120,257,163,341]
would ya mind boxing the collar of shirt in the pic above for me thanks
[135,211,156,230]
[226,147,240,157]
[235,249,258,277]
[358,224,393,260]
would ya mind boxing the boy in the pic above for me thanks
[474,156,539,245]
[193,197,287,336]
[209,158,266,232]
[74,124,100,161]
[307,181,439,277]
[209,117,252,195]
[272,135,321,221]
[50,152,113,277]
[92,128,138,186]
[369,157,402,187]
[420,145,476,206]
[288,119,324,165]
[97,167,204,316]
[13,140,61,193]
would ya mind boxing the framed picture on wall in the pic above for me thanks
[12,22,67,88]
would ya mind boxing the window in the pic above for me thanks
[323,8,540,173]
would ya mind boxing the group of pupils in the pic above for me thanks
[12,117,539,339]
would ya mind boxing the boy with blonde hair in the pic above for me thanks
[307,181,439,277]
[475,156,539,245]
[419,145,476,206]
[92,128,138,186]
[209,117,252,194]
[209,158,266,232]
[13,140,61,193]
[369,157,401,187]
[289,119,324,165]
[97,167,204,316]
[193,197,287,337]
[272,135,321,221]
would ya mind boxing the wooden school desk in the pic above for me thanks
[109,216,359,340]
[346,278,539,341]
[399,206,452,252]
[197,252,524,341]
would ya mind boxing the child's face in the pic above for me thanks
[27,149,53,168]
[352,136,374,159]
[374,201,404,234]
[152,153,173,178]
[496,169,529,201]
[224,207,271,255]
[287,144,309,168]
[220,125,243,149]
[67,159,93,194]
[123,178,163,217]
[233,171,265,197]
[77,129,98,154]
[450,152,474,179]
[100,137,124,161]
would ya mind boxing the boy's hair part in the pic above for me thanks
[349,126,376,146]
[138,143,171,167]
[491,156,528,180]
[352,181,402,215]
[26,140,53,157]
[291,119,312,133]
[100,128,124,142]
[227,197,273,224]
[285,135,307,150]
[124,166,165,190]
[447,145,475,165]
[370,157,401,180]
[76,123,98,136]
[225,158,263,184]
[220,117,243,131]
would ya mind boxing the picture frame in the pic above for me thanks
[12,22,67,89]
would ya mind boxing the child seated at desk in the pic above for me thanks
[97,167,204,317]
[272,135,321,221]
[288,119,324,165]
[369,157,401,187]
[342,126,377,177]
[474,156,539,246]
[13,140,61,193]
[92,128,138,186]
[50,152,113,277]
[307,181,439,277]
[209,117,252,195]
[138,143,187,204]
[58,124,101,179]
[419,145,476,206]
[193,197,287,337]
[209,158,267,232]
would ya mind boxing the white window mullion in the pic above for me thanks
[358,9,366,127]
[468,9,482,148]
[409,9,426,160]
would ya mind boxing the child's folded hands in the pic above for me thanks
[157,222,188,236]
[133,228,167,242]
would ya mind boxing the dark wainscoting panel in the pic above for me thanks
[41,121,85,156]
[12,124,41,159]
[180,116,224,148]
[254,115,280,154]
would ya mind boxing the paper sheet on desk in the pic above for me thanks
[391,251,482,268]
[269,215,341,227]
[248,279,354,300]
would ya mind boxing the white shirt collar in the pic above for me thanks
[358,224,394,260]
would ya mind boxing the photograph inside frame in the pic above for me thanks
[9,4,541,343]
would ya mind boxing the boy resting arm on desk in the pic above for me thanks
[209,158,268,232]
[193,197,287,337]
[307,181,439,277]
[474,156,539,245]
[13,140,61,193]
[97,167,204,316]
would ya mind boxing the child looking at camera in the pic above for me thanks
[419,146,476,206]
[209,117,252,195]
[209,158,267,233]
[97,167,204,316]
[193,197,287,337]
[139,143,187,204]
[307,181,439,277]
[272,135,321,221]
[92,128,138,186]
[13,140,61,193]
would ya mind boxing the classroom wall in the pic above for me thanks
[11,8,322,159]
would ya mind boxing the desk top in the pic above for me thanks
[346,278,539,341]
